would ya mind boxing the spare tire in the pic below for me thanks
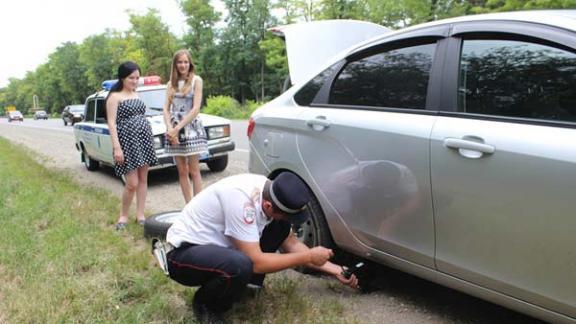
[144,211,180,239]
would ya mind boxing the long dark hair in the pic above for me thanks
[104,61,141,118]
[106,61,141,99]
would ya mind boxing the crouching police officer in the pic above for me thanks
[165,172,359,321]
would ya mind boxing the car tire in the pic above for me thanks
[207,155,228,172]
[143,211,181,239]
[82,148,99,171]
[294,192,334,249]
[63,119,67,126]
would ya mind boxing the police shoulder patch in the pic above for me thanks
[243,204,256,225]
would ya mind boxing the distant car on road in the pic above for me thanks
[7,110,23,122]
[73,75,235,179]
[249,12,576,323]
[33,110,48,120]
[61,104,84,126]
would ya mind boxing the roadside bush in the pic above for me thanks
[204,96,266,119]
[204,96,242,119]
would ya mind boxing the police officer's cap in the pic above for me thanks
[270,172,311,225]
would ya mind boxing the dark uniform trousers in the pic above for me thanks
[167,219,291,313]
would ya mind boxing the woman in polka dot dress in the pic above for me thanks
[163,49,208,203]
[106,61,158,230]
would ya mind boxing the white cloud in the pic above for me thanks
[0,0,190,88]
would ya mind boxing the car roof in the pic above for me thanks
[87,84,167,100]
[357,10,576,52]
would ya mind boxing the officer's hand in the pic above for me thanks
[335,272,360,289]
[309,247,333,266]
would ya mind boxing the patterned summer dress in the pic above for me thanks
[115,98,158,176]
[165,77,209,156]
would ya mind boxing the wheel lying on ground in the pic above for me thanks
[206,155,228,172]
[144,211,181,239]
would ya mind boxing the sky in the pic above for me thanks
[0,0,223,88]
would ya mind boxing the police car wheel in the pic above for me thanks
[82,149,99,171]
[207,155,228,172]
[144,211,181,239]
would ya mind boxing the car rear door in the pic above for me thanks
[430,22,576,317]
[295,28,448,268]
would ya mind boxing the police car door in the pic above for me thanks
[93,98,113,164]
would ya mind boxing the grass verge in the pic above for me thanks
[0,137,352,323]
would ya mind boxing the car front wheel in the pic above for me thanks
[206,155,228,172]
[63,119,67,126]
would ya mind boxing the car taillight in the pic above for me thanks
[247,117,255,139]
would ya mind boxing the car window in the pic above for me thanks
[71,106,84,113]
[458,39,576,122]
[294,63,341,106]
[84,101,95,123]
[139,89,164,110]
[95,99,107,124]
[329,42,436,109]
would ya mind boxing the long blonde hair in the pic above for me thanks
[167,49,195,103]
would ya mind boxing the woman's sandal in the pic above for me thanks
[137,218,146,226]
[115,222,127,231]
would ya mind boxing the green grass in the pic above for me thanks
[0,137,353,323]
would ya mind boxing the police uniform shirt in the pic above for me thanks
[166,174,273,249]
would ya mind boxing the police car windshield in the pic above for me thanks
[139,89,164,116]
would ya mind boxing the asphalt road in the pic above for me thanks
[0,117,546,324]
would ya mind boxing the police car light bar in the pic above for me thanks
[101,75,162,91]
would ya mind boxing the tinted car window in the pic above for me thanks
[95,99,107,124]
[329,43,436,109]
[294,63,341,106]
[85,101,95,123]
[459,39,576,122]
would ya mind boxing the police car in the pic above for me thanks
[73,76,235,178]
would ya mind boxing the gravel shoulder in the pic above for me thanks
[0,121,545,324]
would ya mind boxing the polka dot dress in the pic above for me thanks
[114,98,158,176]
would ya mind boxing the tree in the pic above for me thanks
[220,0,276,102]
[128,9,178,80]
[48,42,92,107]
[179,0,221,96]
[79,33,116,91]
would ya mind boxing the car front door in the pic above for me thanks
[295,32,447,268]
[431,24,576,317]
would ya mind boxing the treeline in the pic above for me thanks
[1,0,574,115]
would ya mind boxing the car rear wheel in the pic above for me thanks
[144,211,181,239]
[294,192,334,249]
[63,119,67,126]
[82,148,99,171]
[206,155,228,172]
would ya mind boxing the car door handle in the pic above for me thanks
[306,116,331,131]
[444,138,495,154]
